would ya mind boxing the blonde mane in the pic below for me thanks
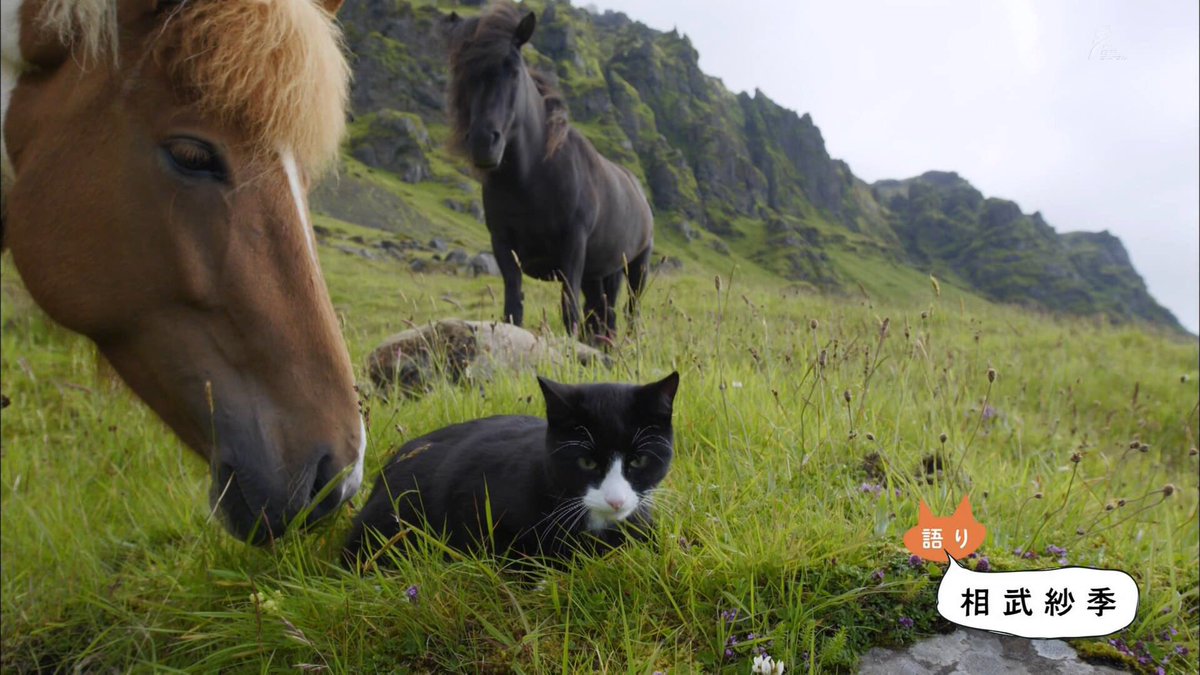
[36,0,349,176]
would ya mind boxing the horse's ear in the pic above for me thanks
[513,11,536,47]
[320,0,345,15]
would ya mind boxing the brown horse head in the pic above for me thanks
[2,0,363,543]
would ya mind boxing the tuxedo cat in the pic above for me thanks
[344,372,679,567]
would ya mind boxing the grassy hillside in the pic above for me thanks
[2,229,1197,671]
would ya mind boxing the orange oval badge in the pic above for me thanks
[903,495,986,562]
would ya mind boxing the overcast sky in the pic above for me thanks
[589,0,1199,334]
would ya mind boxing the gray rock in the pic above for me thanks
[857,629,1125,675]
[445,249,470,266]
[428,238,449,252]
[469,253,500,277]
[409,259,430,273]
[367,319,608,396]
[654,256,683,273]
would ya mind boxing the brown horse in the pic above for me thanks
[2,0,364,544]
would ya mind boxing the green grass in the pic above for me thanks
[3,232,1198,672]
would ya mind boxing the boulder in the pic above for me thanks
[468,253,500,277]
[367,319,608,396]
[444,248,470,266]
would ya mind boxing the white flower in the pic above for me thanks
[751,654,785,675]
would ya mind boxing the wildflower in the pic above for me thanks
[1070,452,1082,463]
[721,609,739,624]
[939,432,948,444]
[725,648,735,660]
[1138,656,1151,666]
[860,483,884,496]
[975,557,991,572]
[1155,667,1165,675]
[1177,646,1189,656]
[871,570,885,583]
[843,390,852,403]
[809,319,819,330]
[907,554,924,569]
[751,654,785,675]
[981,405,998,421]
[1046,545,1067,557]
[987,367,997,383]
[899,617,914,629]
[866,433,876,442]
[249,589,283,615]
[1162,484,1176,497]
[405,584,419,604]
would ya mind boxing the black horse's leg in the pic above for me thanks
[601,270,624,340]
[581,277,606,342]
[557,240,586,337]
[625,246,652,322]
[491,234,524,326]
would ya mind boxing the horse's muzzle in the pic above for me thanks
[210,441,360,544]
[469,129,504,170]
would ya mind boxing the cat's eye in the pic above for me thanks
[629,455,650,469]
[577,457,598,471]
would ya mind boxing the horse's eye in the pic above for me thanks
[577,457,598,471]
[629,455,650,469]
[162,138,228,182]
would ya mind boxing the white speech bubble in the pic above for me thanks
[937,553,1139,639]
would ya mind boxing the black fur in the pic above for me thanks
[343,373,679,568]
[445,2,656,342]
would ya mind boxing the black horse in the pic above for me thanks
[446,3,654,342]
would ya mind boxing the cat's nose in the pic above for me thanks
[606,497,626,511]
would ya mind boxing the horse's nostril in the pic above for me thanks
[310,453,335,501]
[490,130,501,145]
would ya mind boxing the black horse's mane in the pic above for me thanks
[448,1,570,159]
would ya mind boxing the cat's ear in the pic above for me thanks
[537,376,575,425]
[639,372,680,421]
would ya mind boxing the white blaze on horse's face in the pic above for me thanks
[1,0,363,544]
[280,146,317,264]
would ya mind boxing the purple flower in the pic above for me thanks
[908,554,924,569]
[899,617,915,629]
[405,584,419,603]
[1156,668,1166,675]
[721,609,739,624]
[982,405,998,421]
[860,482,884,495]
[724,648,735,660]
[1138,656,1151,666]
[1046,545,1067,557]
[1022,550,1037,560]
[1177,645,1189,656]
[872,569,885,583]
[747,633,757,641]
[975,557,991,572]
